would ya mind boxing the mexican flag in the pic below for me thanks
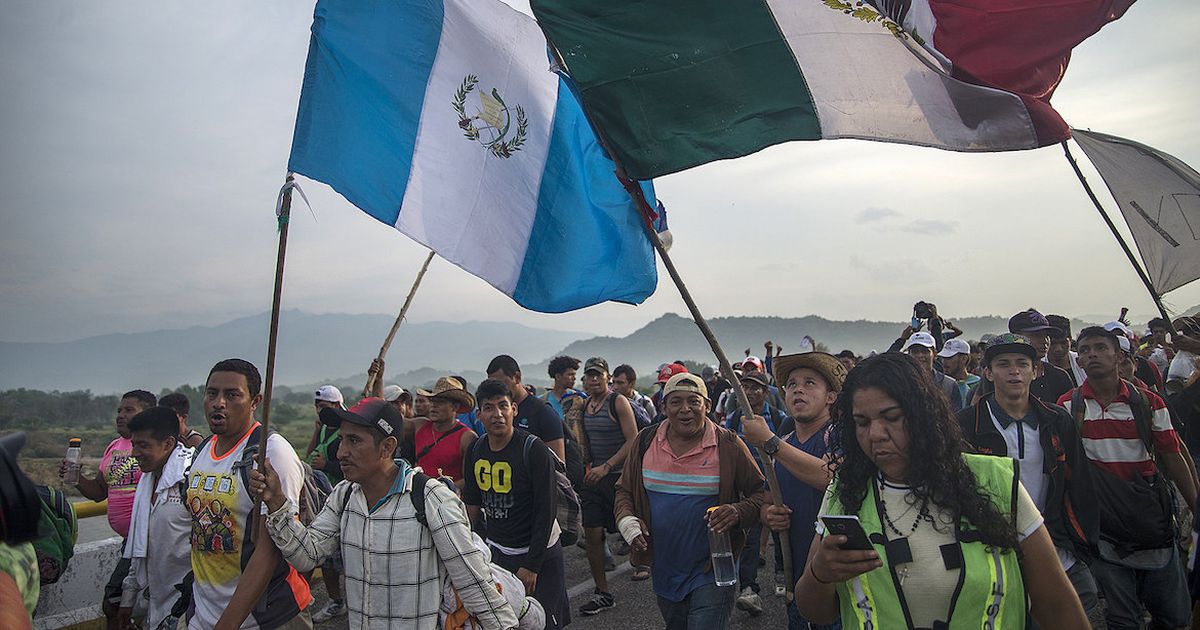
[531,0,1133,179]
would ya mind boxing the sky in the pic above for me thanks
[1,1,1198,344]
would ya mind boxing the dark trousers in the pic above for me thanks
[492,541,571,630]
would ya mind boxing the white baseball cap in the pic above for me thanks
[382,385,411,402]
[901,332,936,352]
[937,338,971,358]
[314,385,345,407]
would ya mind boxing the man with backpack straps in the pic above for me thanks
[187,359,311,630]
[251,396,518,630]
[1058,326,1196,630]
[413,376,479,487]
[464,379,571,629]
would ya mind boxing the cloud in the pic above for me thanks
[900,219,958,235]
[856,207,901,223]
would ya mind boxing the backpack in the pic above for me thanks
[609,392,652,429]
[470,433,583,546]
[190,425,332,526]
[33,485,78,585]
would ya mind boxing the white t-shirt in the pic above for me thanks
[187,426,306,629]
[818,476,1042,629]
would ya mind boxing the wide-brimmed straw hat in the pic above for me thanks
[416,377,476,413]
[773,352,847,392]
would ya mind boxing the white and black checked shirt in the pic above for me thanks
[265,463,518,630]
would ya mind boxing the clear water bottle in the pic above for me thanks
[706,507,737,587]
[63,437,82,485]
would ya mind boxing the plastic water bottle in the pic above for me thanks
[63,437,82,485]
[706,507,737,587]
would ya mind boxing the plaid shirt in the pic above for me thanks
[265,463,518,630]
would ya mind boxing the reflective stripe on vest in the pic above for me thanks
[825,454,1025,630]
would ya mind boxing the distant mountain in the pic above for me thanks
[0,311,585,394]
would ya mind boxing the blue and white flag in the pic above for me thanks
[289,0,658,312]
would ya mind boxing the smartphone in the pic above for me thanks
[820,515,874,551]
[910,315,924,331]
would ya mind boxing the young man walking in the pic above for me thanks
[615,373,767,629]
[251,397,518,630]
[118,406,195,630]
[938,338,980,409]
[957,333,1100,617]
[1059,327,1196,630]
[187,359,311,630]
[464,379,570,629]
[61,388,155,630]
[542,356,584,419]
[487,355,566,463]
[742,352,846,629]
[573,357,639,616]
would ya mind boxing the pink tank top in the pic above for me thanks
[414,422,470,481]
[101,436,142,538]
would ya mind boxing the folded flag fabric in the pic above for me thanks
[288,0,658,312]
[1073,129,1200,295]
[531,0,1132,179]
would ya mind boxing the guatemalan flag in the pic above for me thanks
[288,0,658,312]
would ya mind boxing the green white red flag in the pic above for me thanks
[531,0,1133,179]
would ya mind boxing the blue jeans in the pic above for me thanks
[1090,545,1192,630]
[787,601,842,630]
[656,582,736,630]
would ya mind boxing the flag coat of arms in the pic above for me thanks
[289,0,657,312]
[531,0,1132,179]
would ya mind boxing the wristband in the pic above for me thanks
[809,564,835,585]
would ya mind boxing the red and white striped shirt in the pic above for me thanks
[1058,380,1178,481]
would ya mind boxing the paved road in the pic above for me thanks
[77,513,117,544]
[313,534,790,629]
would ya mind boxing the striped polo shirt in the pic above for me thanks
[1058,380,1178,481]
[642,421,722,602]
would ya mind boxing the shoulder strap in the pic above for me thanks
[607,392,619,424]
[1070,388,1085,434]
[416,423,466,462]
[521,433,537,468]
[233,426,268,491]
[411,471,431,527]
[637,423,658,459]
[1121,379,1156,456]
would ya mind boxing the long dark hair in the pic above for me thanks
[830,353,1019,549]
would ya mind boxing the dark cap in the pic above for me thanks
[320,398,402,438]
[983,333,1038,365]
[1008,309,1059,335]
[739,371,771,389]
[583,357,610,375]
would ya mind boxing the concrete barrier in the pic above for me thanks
[34,536,122,630]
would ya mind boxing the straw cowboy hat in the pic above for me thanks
[416,376,476,413]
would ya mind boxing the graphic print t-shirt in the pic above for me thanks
[186,425,308,629]
[102,436,142,538]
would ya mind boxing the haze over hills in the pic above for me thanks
[6,306,1183,394]
[0,310,585,394]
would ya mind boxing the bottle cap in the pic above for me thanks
[68,438,82,447]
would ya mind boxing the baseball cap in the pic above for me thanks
[320,397,402,438]
[741,356,764,371]
[1008,309,1059,335]
[656,362,688,384]
[983,333,1038,365]
[739,371,771,389]
[314,385,345,408]
[583,357,610,375]
[662,372,709,401]
[937,338,971,358]
[901,332,936,352]
[773,352,848,392]
[382,385,411,403]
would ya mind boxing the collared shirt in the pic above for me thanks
[642,421,721,602]
[265,461,517,630]
[1059,379,1179,482]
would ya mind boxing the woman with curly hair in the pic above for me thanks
[794,353,1088,629]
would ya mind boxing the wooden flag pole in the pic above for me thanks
[1062,141,1178,334]
[252,173,295,539]
[538,37,795,600]
[619,177,797,602]
[362,249,437,398]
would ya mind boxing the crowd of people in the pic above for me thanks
[2,304,1200,630]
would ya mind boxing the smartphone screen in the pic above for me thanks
[820,515,874,551]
